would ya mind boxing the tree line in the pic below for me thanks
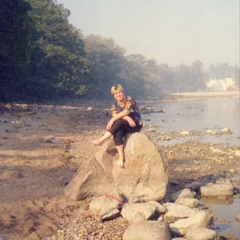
[0,0,239,102]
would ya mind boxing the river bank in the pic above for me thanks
[0,100,239,239]
[170,91,239,98]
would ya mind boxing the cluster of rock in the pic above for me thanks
[63,132,238,240]
[205,127,232,135]
[87,179,236,240]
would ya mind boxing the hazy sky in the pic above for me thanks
[56,0,239,67]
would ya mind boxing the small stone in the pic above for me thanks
[1,171,23,180]
[169,177,180,185]
[221,127,230,133]
[180,130,190,136]
[46,138,59,144]
[235,215,240,222]
[234,150,240,157]
[205,130,213,134]
[145,127,156,132]
[5,128,19,133]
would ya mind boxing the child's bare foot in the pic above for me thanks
[91,139,103,146]
[117,159,124,168]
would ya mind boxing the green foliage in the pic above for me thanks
[26,0,93,101]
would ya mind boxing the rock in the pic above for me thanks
[235,215,240,222]
[121,203,156,223]
[221,127,230,133]
[1,171,23,180]
[122,221,171,240]
[200,182,233,197]
[46,136,59,144]
[112,133,168,201]
[148,201,166,214]
[205,130,213,134]
[56,175,71,186]
[180,130,190,136]
[128,196,141,203]
[176,197,200,208]
[170,210,214,236]
[63,157,119,200]
[0,117,6,123]
[145,127,157,132]
[184,181,205,192]
[63,133,168,202]
[171,238,187,240]
[185,227,217,240]
[169,177,180,185]
[5,128,19,133]
[163,203,197,223]
[171,188,196,202]
[234,150,240,157]
[89,195,121,220]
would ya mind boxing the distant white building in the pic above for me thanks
[205,78,236,91]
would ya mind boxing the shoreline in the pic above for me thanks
[170,91,239,98]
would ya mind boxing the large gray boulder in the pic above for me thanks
[163,203,197,223]
[200,182,233,197]
[63,156,119,200]
[63,133,168,202]
[185,227,217,240]
[121,203,156,223]
[123,221,171,240]
[89,195,122,220]
[170,211,214,236]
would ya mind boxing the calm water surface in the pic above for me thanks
[143,97,240,146]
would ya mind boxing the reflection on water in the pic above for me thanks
[204,198,240,238]
[143,97,240,146]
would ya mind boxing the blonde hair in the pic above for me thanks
[110,84,124,95]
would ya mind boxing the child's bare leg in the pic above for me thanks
[115,144,124,168]
[91,131,112,146]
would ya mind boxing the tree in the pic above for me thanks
[158,64,175,93]
[118,54,147,98]
[85,35,126,99]
[26,0,93,100]
[172,61,205,92]
[189,60,205,91]
[0,0,31,102]
[207,63,233,79]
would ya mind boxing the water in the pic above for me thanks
[142,96,240,239]
[205,198,240,238]
[142,97,240,146]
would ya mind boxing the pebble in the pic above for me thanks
[235,215,240,222]
[46,212,127,240]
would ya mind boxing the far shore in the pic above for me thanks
[170,91,239,98]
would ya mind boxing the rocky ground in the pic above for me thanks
[0,100,239,240]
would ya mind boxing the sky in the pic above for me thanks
[56,0,239,68]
